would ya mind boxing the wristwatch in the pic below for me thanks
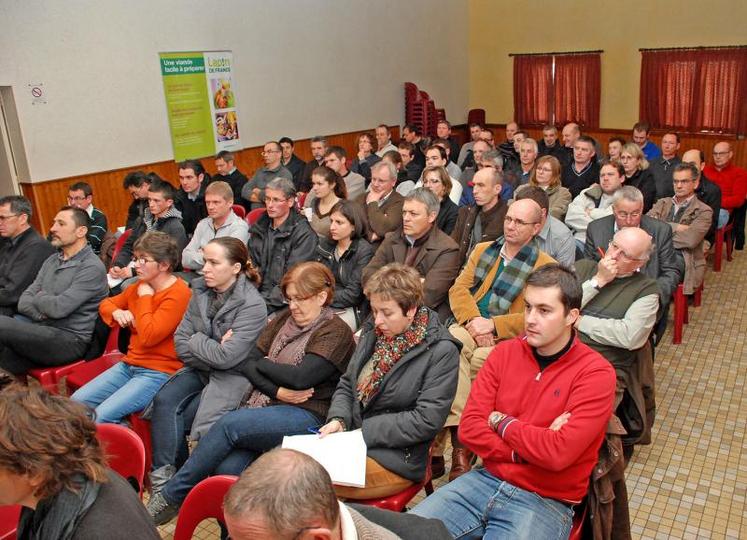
[488,411,507,432]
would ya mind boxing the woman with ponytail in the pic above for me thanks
[147,237,267,494]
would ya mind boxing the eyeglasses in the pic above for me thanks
[67,196,88,202]
[504,216,539,227]
[0,214,19,222]
[608,240,646,262]
[283,294,315,305]
[132,257,157,265]
[613,210,642,220]
[712,151,730,157]
[266,196,290,205]
[261,150,280,155]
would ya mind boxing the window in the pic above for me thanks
[513,52,601,128]
[639,47,747,135]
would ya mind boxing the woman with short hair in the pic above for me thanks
[0,383,160,539]
[147,262,356,525]
[620,143,656,212]
[319,263,459,499]
[71,232,191,424]
[513,155,572,220]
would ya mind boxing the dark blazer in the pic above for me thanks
[697,174,722,243]
[210,168,249,208]
[0,228,55,315]
[362,227,461,321]
[436,197,459,235]
[625,169,656,213]
[175,183,208,237]
[584,214,684,304]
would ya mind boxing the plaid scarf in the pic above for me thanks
[471,237,539,316]
[356,306,429,408]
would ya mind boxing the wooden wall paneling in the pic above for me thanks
[20,126,400,234]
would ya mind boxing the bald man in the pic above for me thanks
[703,141,747,249]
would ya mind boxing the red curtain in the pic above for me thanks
[640,48,747,135]
[513,55,553,126]
[554,53,601,128]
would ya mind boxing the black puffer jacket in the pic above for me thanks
[326,308,459,482]
[315,237,374,323]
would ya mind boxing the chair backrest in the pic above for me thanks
[246,207,266,226]
[173,475,238,540]
[296,192,307,209]
[96,423,146,496]
[110,229,132,266]
[231,204,246,219]
[0,505,21,540]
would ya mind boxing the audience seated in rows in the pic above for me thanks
[319,264,458,499]
[66,181,108,255]
[412,264,616,539]
[511,154,572,220]
[585,186,684,343]
[181,181,249,273]
[147,262,356,524]
[324,145,366,201]
[514,186,576,267]
[110,179,187,280]
[248,177,318,314]
[0,195,55,317]
[213,150,249,208]
[304,166,348,238]
[620,143,656,213]
[148,237,267,493]
[562,134,600,199]
[0,207,107,376]
[565,159,626,252]
[441,199,555,480]
[241,141,293,210]
[648,163,712,295]
[349,132,381,185]
[422,166,459,235]
[362,188,461,323]
[72,232,191,424]
[374,124,398,157]
[175,159,208,237]
[451,167,508,267]
[315,200,374,331]
[358,161,404,248]
[632,121,661,161]
[0,382,160,539]
[279,136,307,191]
[224,448,452,540]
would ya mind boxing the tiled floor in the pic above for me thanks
[157,251,747,539]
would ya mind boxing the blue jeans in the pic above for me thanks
[161,404,321,505]
[150,369,205,471]
[71,361,169,424]
[410,468,574,539]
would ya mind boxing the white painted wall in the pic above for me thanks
[0,0,469,182]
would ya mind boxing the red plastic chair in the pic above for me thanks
[0,504,21,540]
[713,221,734,272]
[173,475,238,540]
[296,192,307,209]
[246,207,266,226]
[672,282,704,344]
[96,423,146,497]
[26,360,87,394]
[568,500,588,540]
[128,415,153,491]
[231,204,246,219]
[110,229,132,267]
[355,447,434,512]
[64,326,123,394]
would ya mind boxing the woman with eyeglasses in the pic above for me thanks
[146,237,267,495]
[620,143,656,213]
[71,232,191,425]
[511,155,571,221]
[422,165,459,235]
[147,261,356,525]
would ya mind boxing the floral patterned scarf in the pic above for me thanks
[356,306,429,408]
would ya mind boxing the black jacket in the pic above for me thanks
[211,169,249,208]
[248,209,318,313]
[175,183,208,237]
[625,169,656,214]
[0,228,55,315]
[113,209,188,269]
[315,237,374,320]
[437,197,459,235]
[326,308,459,482]
[283,154,307,192]
[697,174,722,243]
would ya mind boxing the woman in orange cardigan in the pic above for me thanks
[72,232,191,423]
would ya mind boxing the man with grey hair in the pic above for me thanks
[505,137,538,187]
[223,448,451,540]
[575,226,660,457]
[0,196,55,316]
[585,185,683,343]
[248,177,317,313]
[358,160,404,248]
[300,136,329,192]
[362,188,460,321]
[242,141,293,210]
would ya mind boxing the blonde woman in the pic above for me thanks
[620,142,656,212]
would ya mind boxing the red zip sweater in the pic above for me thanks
[458,334,616,503]
[703,163,747,210]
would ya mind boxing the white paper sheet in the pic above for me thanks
[282,429,367,487]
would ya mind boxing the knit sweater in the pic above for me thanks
[99,278,191,374]
[459,335,616,503]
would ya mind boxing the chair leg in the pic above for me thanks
[673,287,685,344]
[714,228,724,272]
[423,480,434,496]
[694,284,703,307]
[726,227,734,261]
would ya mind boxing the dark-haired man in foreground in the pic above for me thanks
[412,264,616,538]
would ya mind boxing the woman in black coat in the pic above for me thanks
[315,200,374,330]
[422,166,459,235]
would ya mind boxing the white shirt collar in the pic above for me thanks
[339,502,358,540]
[84,204,94,218]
